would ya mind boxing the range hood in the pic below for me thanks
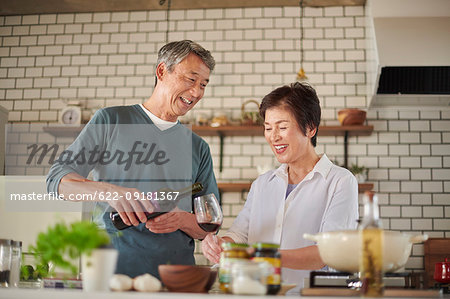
[366,0,450,107]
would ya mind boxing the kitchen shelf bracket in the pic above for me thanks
[344,131,349,169]
[218,132,224,172]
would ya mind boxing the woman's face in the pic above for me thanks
[264,106,314,165]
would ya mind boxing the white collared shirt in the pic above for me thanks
[224,154,359,286]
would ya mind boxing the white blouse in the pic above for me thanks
[224,154,359,287]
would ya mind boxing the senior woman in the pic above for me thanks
[201,82,359,289]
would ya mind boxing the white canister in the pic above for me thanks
[9,240,22,288]
[81,247,118,292]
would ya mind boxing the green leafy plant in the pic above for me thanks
[20,263,49,281]
[29,220,111,277]
[349,164,368,175]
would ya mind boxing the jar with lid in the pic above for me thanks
[251,242,281,295]
[0,239,12,287]
[230,260,268,295]
[9,241,22,288]
[219,243,250,293]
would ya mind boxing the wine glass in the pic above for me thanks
[194,193,223,232]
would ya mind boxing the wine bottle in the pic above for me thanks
[359,191,384,297]
[110,182,203,230]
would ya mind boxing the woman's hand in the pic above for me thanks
[201,233,223,264]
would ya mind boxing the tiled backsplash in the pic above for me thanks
[1,5,449,272]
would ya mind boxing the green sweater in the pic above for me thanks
[47,104,219,278]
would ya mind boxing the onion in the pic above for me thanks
[133,273,161,292]
[109,274,133,291]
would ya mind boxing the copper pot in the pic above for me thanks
[434,258,450,284]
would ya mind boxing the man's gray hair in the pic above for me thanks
[156,40,215,73]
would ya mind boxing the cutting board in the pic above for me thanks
[301,288,440,297]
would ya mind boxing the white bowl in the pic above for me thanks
[304,230,427,273]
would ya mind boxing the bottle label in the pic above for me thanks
[360,228,384,296]
[219,257,242,284]
[251,257,281,285]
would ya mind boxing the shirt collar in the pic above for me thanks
[271,153,333,182]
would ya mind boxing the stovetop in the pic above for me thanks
[305,271,416,289]
[301,271,445,298]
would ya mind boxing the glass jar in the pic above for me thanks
[230,260,268,295]
[10,241,22,288]
[19,252,45,289]
[219,243,250,293]
[0,239,12,287]
[251,242,281,295]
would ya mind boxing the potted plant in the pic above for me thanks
[30,220,118,291]
[349,164,368,183]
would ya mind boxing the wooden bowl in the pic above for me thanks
[337,109,366,126]
[158,265,216,293]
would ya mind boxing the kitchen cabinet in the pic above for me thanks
[43,124,374,193]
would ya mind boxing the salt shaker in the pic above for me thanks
[10,240,22,288]
[0,239,12,287]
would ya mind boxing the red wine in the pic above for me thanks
[110,182,204,230]
[198,222,221,232]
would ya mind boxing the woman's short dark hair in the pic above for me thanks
[259,82,321,147]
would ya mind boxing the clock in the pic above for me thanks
[59,105,82,125]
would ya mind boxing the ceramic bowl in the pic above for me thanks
[158,265,217,293]
[304,230,428,273]
[337,109,367,126]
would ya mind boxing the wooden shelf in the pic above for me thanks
[1,0,366,17]
[41,124,373,194]
[43,123,373,172]
[218,182,373,193]
[218,183,252,192]
[192,125,373,137]
[192,125,263,137]
[43,125,84,138]
[358,183,374,193]
[43,124,374,138]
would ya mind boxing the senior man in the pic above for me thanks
[47,40,219,278]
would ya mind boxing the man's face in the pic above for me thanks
[157,53,210,121]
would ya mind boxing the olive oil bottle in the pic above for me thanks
[359,191,384,297]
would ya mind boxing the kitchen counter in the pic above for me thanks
[0,288,447,299]
[1,289,269,299]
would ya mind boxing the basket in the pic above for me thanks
[241,100,263,126]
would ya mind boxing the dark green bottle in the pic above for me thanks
[110,182,203,230]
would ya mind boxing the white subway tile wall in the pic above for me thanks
[1,6,449,272]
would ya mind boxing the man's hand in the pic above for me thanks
[107,186,155,227]
[145,208,188,234]
[59,172,155,227]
